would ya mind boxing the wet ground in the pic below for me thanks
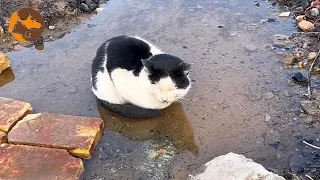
[1,0,320,179]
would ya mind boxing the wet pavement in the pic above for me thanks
[1,0,320,179]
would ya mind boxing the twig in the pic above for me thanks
[302,140,320,150]
[305,174,314,180]
[308,50,320,99]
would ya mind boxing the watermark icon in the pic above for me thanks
[9,8,44,43]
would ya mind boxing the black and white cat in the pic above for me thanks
[91,35,191,118]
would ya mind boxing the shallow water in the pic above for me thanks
[1,0,319,179]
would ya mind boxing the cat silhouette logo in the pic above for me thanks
[9,8,45,43]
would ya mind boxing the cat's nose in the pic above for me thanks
[162,100,169,103]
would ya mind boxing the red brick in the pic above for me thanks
[8,113,104,159]
[0,131,6,144]
[0,97,32,132]
[0,144,84,180]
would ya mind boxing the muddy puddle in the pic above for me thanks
[1,0,320,179]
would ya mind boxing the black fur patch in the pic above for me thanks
[105,36,153,76]
[91,40,109,90]
[145,54,191,89]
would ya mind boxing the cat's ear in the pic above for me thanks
[181,62,191,74]
[142,59,155,73]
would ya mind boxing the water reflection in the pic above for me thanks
[0,67,15,88]
[98,103,199,154]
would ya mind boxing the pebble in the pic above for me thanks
[295,15,306,23]
[11,41,19,45]
[96,8,104,12]
[49,26,55,30]
[292,72,308,84]
[13,45,24,51]
[263,92,274,100]
[300,113,308,118]
[264,44,273,51]
[69,86,77,93]
[310,8,319,17]
[244,44,257,52]
[265,114,271,122]
[273,34,291,48]
[307,52,317,61]
[298,20,314,32]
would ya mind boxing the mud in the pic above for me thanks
[0,0,106,52]
[0,0,320,179]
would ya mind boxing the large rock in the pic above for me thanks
[8,113,104,159]
[0,144,84,180]
[189,153,285,180]
[0,52,10,74]
[0,131,6,144]
[0,97,33,132]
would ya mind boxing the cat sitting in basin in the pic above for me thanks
[91,35,191,118]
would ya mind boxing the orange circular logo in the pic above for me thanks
[9,8,44,43]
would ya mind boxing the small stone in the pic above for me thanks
[279,12,291,17]
[310,8,319,17]
[0,97,33,132]
[80,3,91,12]
[244,44,257,52]
[13,45,24,51]
[218,25,224,28]
[292,72,308,84]
[11,41,19,45]
[8,113,104,159]
[265,114,271,122]
[0,144,84,179]
[96,7,104,12]
[273,34,291,48]
[0,52,10,74]
[49,25,55,30]
[183,45,188,49]
[303,42,308,49]
[300,113,308,118]
[69,86,77,93]
[267,17,276,22]
[0,131,6,144]
[264,44,273,51]
[298,20,315,32]
[295,15,306,23]
[307,52,317,61]
[263,92,274,100]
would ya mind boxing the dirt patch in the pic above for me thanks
[0,0,106,52]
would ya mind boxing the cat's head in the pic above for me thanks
[142,54,191,107]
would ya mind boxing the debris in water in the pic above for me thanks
[279,12,291,17]
[298,20,315,32]
[302,140,320,150]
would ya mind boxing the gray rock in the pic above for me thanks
[310,8,319,17]
[189,153,285,180]
[265,114,271,122]
[263,92,274,100]
[244,44,257,52]
[273,34,291,48]
[13,45,24,51]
